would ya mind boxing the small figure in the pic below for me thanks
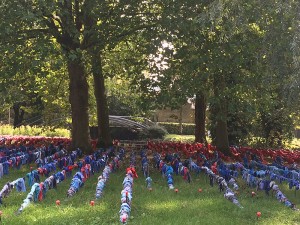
[145,177,152,190]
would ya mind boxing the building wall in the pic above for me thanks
[153,103,195,124]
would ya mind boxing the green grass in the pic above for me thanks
[164,134,195,142]
[164,134,300,150]
[0,160,300,225]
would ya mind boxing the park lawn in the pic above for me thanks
[164,134,300,151]
[0,159,299,225]
[164,134,195,142]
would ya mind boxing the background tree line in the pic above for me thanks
[0,0,299,154]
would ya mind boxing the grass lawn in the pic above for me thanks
[164,134,300,151]
[0,157,300,225]
[164,134,195,142]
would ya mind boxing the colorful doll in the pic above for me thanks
[119,202,131,224]
[167,174,174,189]
[228,177,239,191]
[224,188,243,208]
[146,176,152,190]
[95,176,106,199]
[17,183,40,214]
[121,190,132,205]
[67,172,84,197]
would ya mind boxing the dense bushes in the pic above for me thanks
[97,125,168,140]
[0,124,168,140]
[138,125,168,139]
[0,125,70,137]
[110,127,139,140]
[0,124,179,140]
[157,122,195,135]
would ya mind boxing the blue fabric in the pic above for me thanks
[2,161,9,175]
[55,171,65,183]
[167,174,173,185]
[146,177,152,189]
[67,172,84,197]
[16,178,26,192]
[26,172,35,187]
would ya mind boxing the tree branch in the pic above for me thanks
[43,16,64,43]
[17,28,50,36]
[52,14,64,30]
[75,0,83,31]
[82,23,158,50]
[0,28,51,45]
[115,23,158,41]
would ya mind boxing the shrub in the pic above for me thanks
[157,122,195,135]
[110,127,139,140]
[164,134,195,142]
[0,125,70,137]
[139,125,168,139]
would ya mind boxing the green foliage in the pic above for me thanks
[138,125,168,140]
[110,127,139,140]
[0,0,169,150]
[110,125,168,141]
[152,0,300,150]
[288,138,300,149]
[0,0,299,150]
[164,134,195,142]
[105,77,147,117]
[0,125,70,137]
[158,122,195,135]
[255,111,294,148]
[0,34,70,127]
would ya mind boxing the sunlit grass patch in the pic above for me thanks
[0,160,299,225]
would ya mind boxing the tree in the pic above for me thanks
[0,1,95,152]
[147,1,251,154]
[250,0,300,147]
[147,0,298,153]
[1,0,173,151]
[142,1,211,144]
[83,1,162,147]
[0,22,69,128]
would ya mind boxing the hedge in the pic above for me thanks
[138,125,168,139]
[157,122,195,135]
[0,125,70,137]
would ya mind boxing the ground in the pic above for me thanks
[0,156,299,225]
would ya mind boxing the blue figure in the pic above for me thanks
[167,174,174,189]
[146,176,152,189]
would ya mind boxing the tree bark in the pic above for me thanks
[215,111,230,154]
[91,52,112,148]
[213,74,230,155]
[195,92,207,144]
[13,103,25,128]
[67,58,92,153]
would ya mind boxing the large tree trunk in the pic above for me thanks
[68,58,92,153]
[195,92,207,143]
[91,52,112,148]
[213,74,230,155]
[13,103,25,128]
[215,112,230,154]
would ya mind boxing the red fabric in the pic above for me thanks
[126,167,138,178]
[183,167,189,180]
[38,183,44,201]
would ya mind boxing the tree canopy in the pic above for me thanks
[0,0,299,153]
